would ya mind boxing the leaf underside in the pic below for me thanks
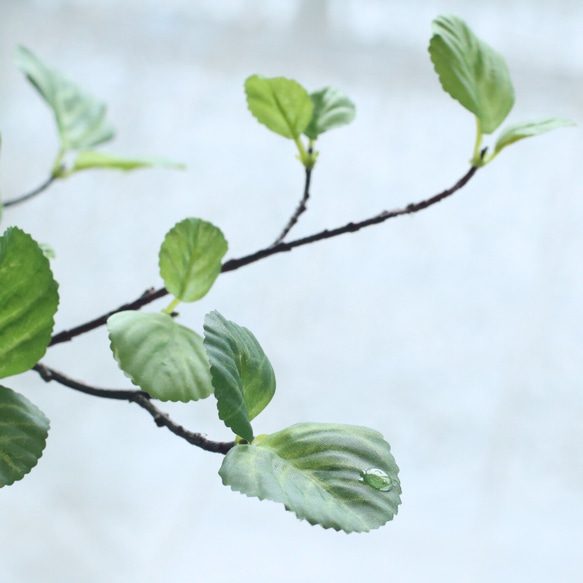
[304,87,356,140]
[493,118,576,156]
[72,150,185,172]
[14,45,115,150]
[107,311,213,402]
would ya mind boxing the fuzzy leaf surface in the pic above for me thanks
[107,311,213,402]
[245,75,313,139]
[14,46,115,150]
[304,87,356,140]
[220,423,401,533]
[203,311,276,443]
[72,150,185,173]
[0,227,59,379]
[493,118,576,157]
[159,218,228,303]
[429,15,514,133]
[0,385,50,487]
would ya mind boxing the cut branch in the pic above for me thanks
[49,163,480,346]
[33,363,235,454]
[3,175,57,207]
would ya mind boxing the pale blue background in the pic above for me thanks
[1,1,582,582]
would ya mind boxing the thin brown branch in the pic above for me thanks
[272,164,313,245]
[3,175,57,208]
[49,287,168,346]
[33,363,235,455]
[224,162,480,270]
[49,163,480,346]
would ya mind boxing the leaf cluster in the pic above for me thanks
[0,14,575,534]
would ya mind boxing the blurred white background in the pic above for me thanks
[1,1,582,581]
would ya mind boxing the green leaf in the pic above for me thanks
[220,423,401,533]
[245,75,313,139]
[107,311,213,402]
[72,150,186,173]
[0,385,50,487]
[304,87,356,140]
[159,218,228,303]
[203,311,276,443]
[14,46,115,150]
[0,227,59,379]
[492,118,576,158]
[429,15,514,134]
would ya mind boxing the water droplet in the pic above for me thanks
[360,468,393,492]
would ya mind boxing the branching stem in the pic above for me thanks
[49,162,481,346]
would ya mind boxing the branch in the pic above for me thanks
[271,164,313,245]
[49,163,479,346]
[33,363,235,455]
[222,162,479,272]
[2,175,57,208]
[50,287,168,346]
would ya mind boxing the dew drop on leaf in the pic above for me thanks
[359,468,394,492]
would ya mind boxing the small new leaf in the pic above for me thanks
[72,150,185,173]
[203,311,276,443]
[492,118,576,158]
[245,75,313,139]
[304,87,356,140]
[14,46,115,151]
[159,218,228,303]
[0,227,59,379]
[429,15,514,134]
[219,423,401,533]
[0,385,50,487]
[107,311,213,402]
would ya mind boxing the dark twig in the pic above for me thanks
[49,287,168,346]
[33,363,235,454]
[222,162,480,272]
[272,164,313,245]
[3,175,57,208]
[49,163,480,346]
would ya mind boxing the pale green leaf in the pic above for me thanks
[203,311,276,443]
[220,422,401,533]
[493,118,576,157]
[245,75,313,139]
[304,87,356,140]
[107,311,213,402]
[0,385,50,487]
[72,150,185,173]
[429,15,514,133]
[0,228,59,379]
[159,218,228,303]
[14,46,115,150]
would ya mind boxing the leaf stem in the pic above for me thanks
[471,117,484,167]
[162,297,181,315]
